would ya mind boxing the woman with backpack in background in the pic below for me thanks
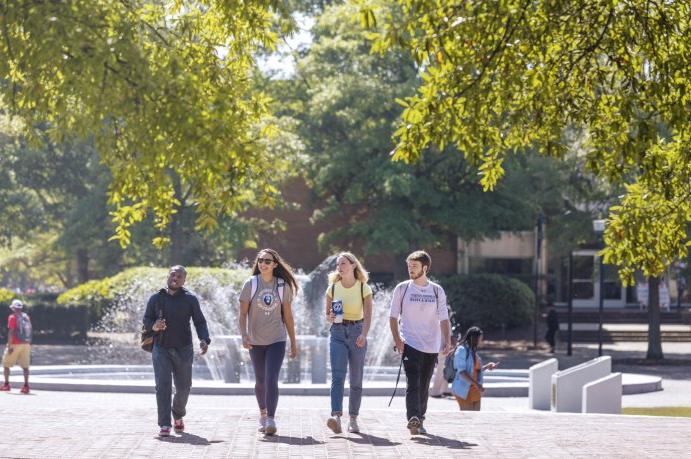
[325,252,373,434]
[451,326,499,411]
[239,249,299,436]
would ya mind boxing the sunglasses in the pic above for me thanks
[257,258,276,265]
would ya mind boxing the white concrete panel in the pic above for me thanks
[583,373,622,414]
[529,358,558,410]
[551,356,612,413]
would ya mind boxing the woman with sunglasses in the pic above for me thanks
[325,252,373,434]
[239,249,299,435]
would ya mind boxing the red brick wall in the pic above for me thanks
[238,177,458,278]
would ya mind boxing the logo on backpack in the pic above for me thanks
[14,312,33,343]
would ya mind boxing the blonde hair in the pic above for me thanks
[328,252,369,285]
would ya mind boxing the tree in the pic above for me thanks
[1,0,294,246]
[364,0,690,358]
[1,113,124,286]
[270,2,606,278]
[1,112,272,287]
[363,0,689,281]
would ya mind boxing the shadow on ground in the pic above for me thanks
[157,432,224,445]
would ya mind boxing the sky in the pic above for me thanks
[256,14,315,79]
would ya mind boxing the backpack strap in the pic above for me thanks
[276,277,286,323]
[250,275,259,304]
[277,277,285,304]
[399,280,411,315]
[361,281,364,306]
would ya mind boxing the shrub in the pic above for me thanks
[439,273,535,333]
[57,266,249,324]
[0,288,16,305]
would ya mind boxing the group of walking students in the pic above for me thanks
[143,249,498,437]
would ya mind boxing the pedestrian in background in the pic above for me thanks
[1,299,32,394]
[451,326,499,411]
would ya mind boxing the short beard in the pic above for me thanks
[410,270,425,280]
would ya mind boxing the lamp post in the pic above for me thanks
[533,213,544,348]
[567,252,573,356]
[593,219,606,357]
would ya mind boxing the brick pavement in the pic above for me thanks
[1,391,691,458]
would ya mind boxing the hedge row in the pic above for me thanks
[57,266,249,324]
[0,303,89,343]
[440,273,535,334]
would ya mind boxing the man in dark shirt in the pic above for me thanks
[545,305,560,354]
[143,265,210,437]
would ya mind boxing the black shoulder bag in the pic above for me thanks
[140,297,163,352]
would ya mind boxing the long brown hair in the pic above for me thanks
[251,248,299,294]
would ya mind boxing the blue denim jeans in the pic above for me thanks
[152,343,193,427]
[329,322,367,416]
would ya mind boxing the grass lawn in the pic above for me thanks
[623,407,691,418]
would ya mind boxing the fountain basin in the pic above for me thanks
[12,365,661,397]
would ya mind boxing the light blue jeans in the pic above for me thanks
[329,322,367,416]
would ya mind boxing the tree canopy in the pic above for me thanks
[268,2,607,260]
[2,0,688,287]
[362,0,690,282]
[1,0,294,247]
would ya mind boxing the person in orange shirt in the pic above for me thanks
[451,327,499,411]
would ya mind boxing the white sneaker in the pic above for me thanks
[348,416,359,433]
[264,417,277,435]
[258,415,267,433]
[327,415,342,434]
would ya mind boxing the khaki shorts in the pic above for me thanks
[2,343,31,369]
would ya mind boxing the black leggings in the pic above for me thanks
[249,341,286,417]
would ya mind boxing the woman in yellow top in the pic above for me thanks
[324,252,373,434]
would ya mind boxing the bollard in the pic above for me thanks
[529,358,558,410]
[551,356,611,413]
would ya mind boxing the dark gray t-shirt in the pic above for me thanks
[239,276,293,345]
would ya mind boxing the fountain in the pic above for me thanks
[79,258,399,385]
[19,259,662,398]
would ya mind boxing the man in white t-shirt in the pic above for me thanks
[390,250,452,435]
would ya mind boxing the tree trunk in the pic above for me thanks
[76,248,90,284]
[168,172,186,266]
[646,276,664,360]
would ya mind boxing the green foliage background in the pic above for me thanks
[442,274,535,332]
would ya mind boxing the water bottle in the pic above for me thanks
[332,300,344,324]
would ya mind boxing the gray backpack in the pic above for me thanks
[14,312,32,343]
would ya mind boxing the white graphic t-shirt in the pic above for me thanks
[239,276,293,345]
[389,280,449,353]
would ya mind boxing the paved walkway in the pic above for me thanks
[1,392,691,458]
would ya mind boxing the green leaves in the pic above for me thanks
[0,0,288,246]
[369,0,691,279]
